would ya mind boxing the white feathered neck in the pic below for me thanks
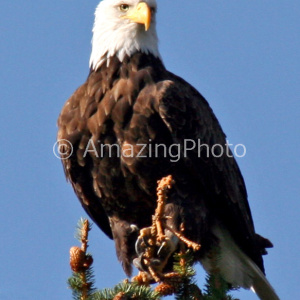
[89,0,160,71]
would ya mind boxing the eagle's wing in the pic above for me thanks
[153,73,271,272]
[57,81,113,239]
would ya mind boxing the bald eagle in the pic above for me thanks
[57,1,279,299]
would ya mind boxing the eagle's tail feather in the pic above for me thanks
[249,260,280,300]
[201,226,280,300]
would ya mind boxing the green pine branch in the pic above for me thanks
[68,219,95,300]
[68,267,96,300]
[91,281,160,300]
[67,218,239,300]
[202,247,238,300]
[172,251,203,300]
[203,272,237,300]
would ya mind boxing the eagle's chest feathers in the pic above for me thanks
[78,54,170,215]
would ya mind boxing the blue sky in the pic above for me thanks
[0,1,299,299]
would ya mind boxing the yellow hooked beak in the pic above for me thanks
[122,2,151,31]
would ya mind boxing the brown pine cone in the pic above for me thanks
[69,246,87,272]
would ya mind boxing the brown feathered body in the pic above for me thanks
[58,52,272,277]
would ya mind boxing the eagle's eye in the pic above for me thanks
[119,4,129,12]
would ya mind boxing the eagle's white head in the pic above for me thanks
[90,0,160,71]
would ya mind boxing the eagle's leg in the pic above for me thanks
[134,227,168,282]
[134,175,201,282]
[153,176,200,250]
[134,176,175,280]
